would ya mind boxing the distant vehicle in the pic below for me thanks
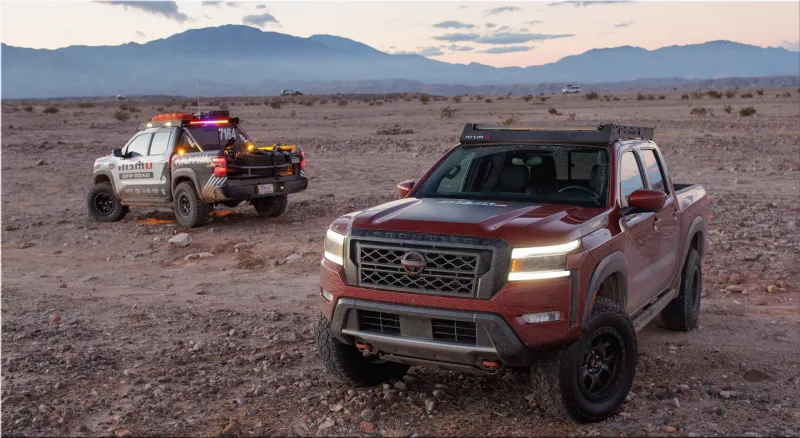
[116,94,127,100]
[280,89,304,96]
[88,110,308,228]
[562,85,582,94]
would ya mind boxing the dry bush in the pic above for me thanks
[440,106,457,119]
[725,90,737,99]
[739,107,757,117]
[119,102,139,113]
[404,96,412,102]
[603,95,613,101]
[500,114,520,125]
[690,107,709,116]
[497,96,505,101]
[658,95,666,100]
[741,93,754,98]
[337,99,348,106]
[522,95,533,102]
[538,96,550,102]
[681,93,690,100]
[368,101,375,106]
[376,101,384,106]
[485,98,493,103]
[376,124,415,135]
[263,99,271,106]
[420,95,430,104]
[776,92,792,98]
[219,103,229,110]
[636,93,646,101]
[706,90,723,99]
[42,106,60,114]
[547,108,561,115]
[755,89,764,96]
[235,250,265,270]
[270,100,282,109]
[453,96,462,103]
[114,110,131,121]
[583,91,600,100]
[568,112,576,120]
[77,102,94,108]
[289,110,297,118]
[647,94,656,100]
[723,104,733,114]
[691,91,704,99]
[207,100,220,106]
[303,99,315,107]
[24,105,33,112]
[319,99,328,105]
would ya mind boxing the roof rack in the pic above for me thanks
[459,124,654,145]
[140,110,239,130]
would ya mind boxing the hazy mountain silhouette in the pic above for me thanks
[2,25,798,98]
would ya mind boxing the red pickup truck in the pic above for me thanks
[315,124,709,422]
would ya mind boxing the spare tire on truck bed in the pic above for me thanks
[233,151,288,168]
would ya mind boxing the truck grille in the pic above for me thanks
[357,243,480,296]
[432,319,478,345]
[357,310,400,335]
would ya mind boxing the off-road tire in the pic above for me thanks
[173,181,210,228]
[87,182,128,222]
[315,314,410,386]
[252,195,288,218]
[530,298,637,422]
[661,249,702,331]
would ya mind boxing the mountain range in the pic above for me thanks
[2,25,798,98]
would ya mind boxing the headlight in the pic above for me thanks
[508,240,579,281]
[323,229,346,266]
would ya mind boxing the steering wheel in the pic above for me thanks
[558,185,597,197]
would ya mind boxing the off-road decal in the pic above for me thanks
[438,200,509,207]
[173,155,213,166]
[119,162,153,171]
[201,174,228,202]
[120,172,154,180]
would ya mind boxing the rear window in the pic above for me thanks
[184,125,248,151]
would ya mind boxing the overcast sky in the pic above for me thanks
[2,1,798,67]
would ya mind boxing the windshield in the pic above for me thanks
[182,124,250,152]
[415,144,609,207]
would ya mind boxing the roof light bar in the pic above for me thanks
[189,119,229,126]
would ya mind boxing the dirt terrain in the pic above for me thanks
[2,90,799,437]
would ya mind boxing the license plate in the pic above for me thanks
[257,184,274,194]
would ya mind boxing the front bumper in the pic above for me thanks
[218,176,308,200]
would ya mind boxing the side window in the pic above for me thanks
[437,151,475,193]
[149,131,171,156]
[641,149,668,194]
[619,151,645,206]
[123,133,152,158]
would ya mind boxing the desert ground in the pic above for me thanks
[2,89,799,437]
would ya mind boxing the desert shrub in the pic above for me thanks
[522,95,533,102]
[690,107,709,116]
[723,104,733,114]
[497,96,505,101]
[547,108,561,115]
[538,96,550,102]
[219,103,229,110]
[613,97,620,101]
[658,95,666,100]
[636,93,646,101]
[485,98,493,103]
[776,92,792,98]
[681,93,690,100]
[500,114,520,125]
[337,99,348,106]
[739,107,757,117]
[741,93,754,98]
[706,90,723,99]
[368,101,375,106]
[440,106,457,119]
[476,95,483,100]
[42,106,60,114]
[603,94,613,101]
[24,105,33,112]
[584,91,600,100]
[376,100,384,106]
[568,112,576,120]
[270,100,282,109]
[376,124,415,135]
[404,96,412,102]
[319,99,328,105]
[453,96,462,103]
[113,110,131,121]
[77,102,94,108]
[755,89,764,96]
[420,95,430,104]
[691,91,704,99]
[647,94,656,100]
[155,107,165,112]
[725,90,737,99]
[263,99,271,106]
[119,102,139,113]
[290,110,297,118]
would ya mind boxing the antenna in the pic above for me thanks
[196,81,200,108]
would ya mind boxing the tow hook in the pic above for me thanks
[481,360,503,370]
[356,342,374,356]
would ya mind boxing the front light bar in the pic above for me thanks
[508,239,579,281]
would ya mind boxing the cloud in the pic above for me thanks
[444,44,475,52]
[242,12,280,28]
[432,32,481,42]
[527,20,544,25]
[100,1,188,22]
[781,40,800,51]
[474,32,573,44]
[614,21,634,27]
[486,6,521,15]
[135,30,146,37]
[201,1,222,5]
[480,46,534,54]
[202,1,242,6]
[255,4,267,9]
[226,1,243,6]
[548,1,629,6]
[485,22,497,28]
[396,47,444,57]
[433,20,475,29]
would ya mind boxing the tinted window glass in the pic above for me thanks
[149,131,171,156]
[185,125,248,151]
[124,134,152,157]
[620,152,645,204]
[642,149,668,193]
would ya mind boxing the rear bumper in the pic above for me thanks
[218,176,308,200]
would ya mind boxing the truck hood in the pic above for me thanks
[341,197,608,247]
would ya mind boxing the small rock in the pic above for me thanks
[670,398,680,408]
[766,285,777,293]
[728,272,743,285]
[54,381,66,390]
[168,233,192,247]
[222,419,239,435]
[234,242,251,251]
[743,369,768,382]
[725,285,745,293]
[432,389,444,397]
[286,253,302,263]
[232,356,247,366]
[191,341,205,352]
[425,398,436,413]
[360,422,375,433]
[394,381,407,391]
[664,426,677,433]
[383,390,397,403]
[360,409,374,421]
[38,404,51,413]
[2,225,17,231]
[719,390,731,399]
[49,314,61,324]
[246,409,260,416]
[18,242,35,249]
[317,418,335,432]
[36,159,46,166]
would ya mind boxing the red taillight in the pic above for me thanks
[211,156,227,177]
[300,151,306,170]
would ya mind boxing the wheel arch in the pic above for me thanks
[582,251,629,328]
[93,171,116,192]
[171,168,200,194]
[676,216,706,279]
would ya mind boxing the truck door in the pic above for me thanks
[618,150,663,313]
[140,129,172,200]
[116,132,154,199]
[640,148,680,291]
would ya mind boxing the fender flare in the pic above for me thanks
[677,216,706,275]
[581,251,629,328]
[170,168,201,195]
[93,170,117,194]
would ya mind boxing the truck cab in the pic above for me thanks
[562,84,582,94]
[88,110,308,227]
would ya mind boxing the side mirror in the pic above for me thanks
[627,189,667,212]
[397,179,416,198]
[112,148,123,158]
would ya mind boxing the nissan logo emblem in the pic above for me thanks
[400,251,427,276]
